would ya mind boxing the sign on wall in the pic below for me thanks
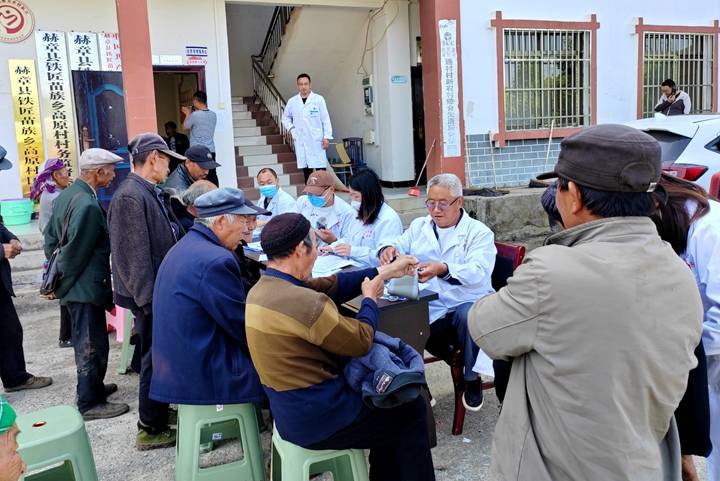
[99,32,122,71]
[185,45,208,66]
[8,59,43,197]
[439,19,461,158]
[0,1,34,44]
[36,31,78,175]
[67,31,100,70]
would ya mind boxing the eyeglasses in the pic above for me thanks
[425,197,460,211]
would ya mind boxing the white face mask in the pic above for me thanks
[351,200,361,211]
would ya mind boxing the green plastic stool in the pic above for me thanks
[176,403,264,481]
[16,405,98,481]
[117,309,135,375]
[271,424,369,481]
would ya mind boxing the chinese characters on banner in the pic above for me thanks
[67,31,100,70]
[8,60,43,197]
[438,19,461,158]
[35,31,78,176]
[100,32,122,71]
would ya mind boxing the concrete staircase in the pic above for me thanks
[233,96,305,201]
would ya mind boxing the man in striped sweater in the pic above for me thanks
[246,213,435,481]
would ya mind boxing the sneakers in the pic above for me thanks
[136,427,176,451]
[58,339,72,348]
[4,375,53,393]
[462,379,484,412]
[82,402,130,421]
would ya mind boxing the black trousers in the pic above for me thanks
[132,309,168,433]
[59,304,71,342]
[302,167,325,183]
[306,397,435,481]
[0,288,30,388]
[66,302,109,412]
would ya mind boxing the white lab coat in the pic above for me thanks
[380,210,496,322]
[334,203,403,267]
[281,92,333,169]
[296,194,356,245]
[255,188,296,222]
[685,200,720,481]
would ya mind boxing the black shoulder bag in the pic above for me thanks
[40,193,83,296]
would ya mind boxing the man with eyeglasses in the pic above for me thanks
[379,173,496,411]
[108,133,186,451]
[150,188,270,412]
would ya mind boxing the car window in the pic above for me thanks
[705,135,720,155]
[644,130,692,166]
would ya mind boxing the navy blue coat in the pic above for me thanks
[150,224,265,405]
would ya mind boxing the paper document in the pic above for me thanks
[312,254,360,277]
[246,241,263,251]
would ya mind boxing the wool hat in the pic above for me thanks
[537,124,662,193]
[0,397,16,434]
[261,213,311,256]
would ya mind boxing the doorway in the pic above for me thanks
[153,66,205,171]
[411,64,426,185]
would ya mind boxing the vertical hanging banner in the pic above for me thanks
[438,19,461,158]
[67,31,100,70]
[36,31,78,175]
[8,60,43,197]
[99,32,122,71]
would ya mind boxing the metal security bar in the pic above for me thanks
[642,32,715,117]
[503,29,591,131]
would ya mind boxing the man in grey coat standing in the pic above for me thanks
[468,125,704,481]
[108,133,185,450]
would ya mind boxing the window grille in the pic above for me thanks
[503,29,592,131]
[642,32,715,117]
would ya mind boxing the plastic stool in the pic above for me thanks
[17,405,98,481]
[271,424,369,481]
[176,403,264,481]
[117,309,135,374]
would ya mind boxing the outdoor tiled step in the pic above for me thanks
[265,134,283,145]
[251,111,272,121]
[233,111,253,120]
[247,163,299,177]
[237,145,273,156]
[235,136,267,147]
[238,153,296,167]
[232,103,248,112]
[233,119,258,128]
[234,127,262,137]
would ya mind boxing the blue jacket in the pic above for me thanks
[150,224,265,405]
[344,331,426,409]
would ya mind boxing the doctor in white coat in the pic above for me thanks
[296,170,355,246]
[255,167,296,225]
[281,73,333,182]
[379,173,496,412]
[320,168,402,267]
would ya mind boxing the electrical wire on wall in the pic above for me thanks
[357,0,401,76]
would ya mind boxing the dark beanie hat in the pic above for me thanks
[261,213,312,257]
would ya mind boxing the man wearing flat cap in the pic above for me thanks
[108,133,186,450]
[468,124,703,481]
[246,213,435,481]
[1,147,52,395]
[150,188,269,409]
[164,144,220,194]
[45,148,129,420]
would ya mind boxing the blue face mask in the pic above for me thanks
[308,194,327,208]
[259,185,278,199]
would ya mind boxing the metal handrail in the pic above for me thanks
[257,6,294,75]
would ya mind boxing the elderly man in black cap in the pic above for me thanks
[0,147,52,395]
[108,133,186,450]
[164,144,220,193]
[150,187,269,409]
[468,124,703,481]
[245,213,435,481]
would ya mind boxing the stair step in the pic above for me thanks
[236,145,273,156]
[233,111,252,121]
[234,126,262,137]
[235,136,267,147]
[233,119,257,129]
[247,163,299,177]
[232,104,248,113]
[239,154,278,166]
[9,250,46,272]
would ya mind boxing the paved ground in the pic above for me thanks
[4,222,709,480]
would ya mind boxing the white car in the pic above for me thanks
[625,114,720,192]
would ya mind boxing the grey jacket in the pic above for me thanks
[164,163,193,194]
[108,173,182,313]
[469,217,703,481]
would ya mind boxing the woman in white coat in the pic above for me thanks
[652,173,717,481]
[319,168,402,267]
[281,73,333,182]
[255,167,296,225]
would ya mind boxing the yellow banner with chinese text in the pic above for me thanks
[8,59,43,198]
